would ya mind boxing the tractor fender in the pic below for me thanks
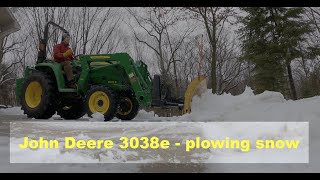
[35,63,66,91]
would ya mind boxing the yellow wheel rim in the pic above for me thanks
[88,91,110,114]
[118,97,133,116]
[25,81,43,108]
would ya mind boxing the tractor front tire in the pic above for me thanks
[21,71,56,119]
[116,92,139,120]
[85,85,118,121]
[57,98,86,120]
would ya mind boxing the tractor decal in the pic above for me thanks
[90,56,111,59]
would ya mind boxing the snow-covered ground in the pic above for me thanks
[0,107,24,116]
[0,105,159,121]
[9,121,308,164]
[1,87,320,172]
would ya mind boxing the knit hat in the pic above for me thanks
[61,32,70,42]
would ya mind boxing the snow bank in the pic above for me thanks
[0,105,59,119]
[0,107,24,115]
[172,87,311,163]
[134,109,158,119]
[89,112,105,122]
[179,86,318,122]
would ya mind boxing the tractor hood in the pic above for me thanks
[0,7,21,39]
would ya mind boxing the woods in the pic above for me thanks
[1,7,320,106]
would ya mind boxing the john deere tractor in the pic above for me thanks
[15,22,207,121]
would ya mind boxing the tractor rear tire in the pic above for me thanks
[21,71,56,119]
[57,98,86,120]
[116,92,139,120]
[85,85,118,121]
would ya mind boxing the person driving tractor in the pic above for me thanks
[53,32,76,88]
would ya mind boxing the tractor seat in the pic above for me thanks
[60,65,82,79]
[43,59,54,63]
[43,57,54,63]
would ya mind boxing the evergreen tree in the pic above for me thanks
[239,7,317,99]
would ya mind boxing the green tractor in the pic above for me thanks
[15,22,190,121]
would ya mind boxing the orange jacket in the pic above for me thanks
[53,43,74,63]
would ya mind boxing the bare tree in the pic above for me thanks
[0,29,28,87]
[127,7,196,98]
[19,7,124,59]
[215,29,248,94]
[175,38,199,93]
[163,25,195,92]
[0,7,127,105]
[0,32,28,105]
[68,7,123,55]
[185,7,236,94]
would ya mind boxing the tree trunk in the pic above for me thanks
[216,56,222,95]
[210,19,217,94]
[287,63,297,100]
[172,58,179,95]
[0,37,4,64]
[211,49,217,94]
[158,37,168,83]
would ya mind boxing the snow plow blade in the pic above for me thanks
[0,7,20,39]
[183,76,207,114]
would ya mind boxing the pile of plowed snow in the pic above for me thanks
[178,86,320,122]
